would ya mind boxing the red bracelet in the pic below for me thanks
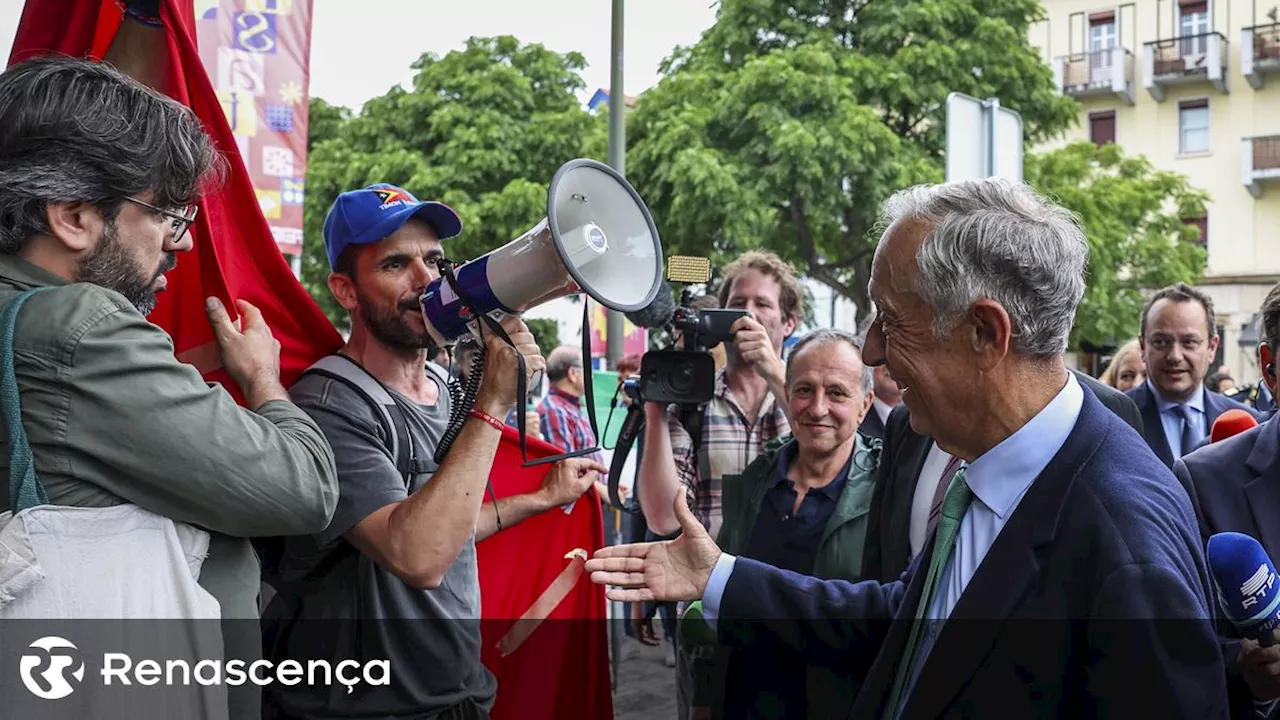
[469,408,505,431]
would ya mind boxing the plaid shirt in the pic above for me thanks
[667,369,789,541]
[537,387,604,464]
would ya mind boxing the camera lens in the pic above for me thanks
[668,363,695,396]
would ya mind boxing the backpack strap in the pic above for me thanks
[302,354,415,485]
[0,287,53,513]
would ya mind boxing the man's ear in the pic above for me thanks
[328,272,359,313]
[45,201,103,253]
[969,299,1013,372]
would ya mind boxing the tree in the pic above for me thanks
[1025,141,1208,349]
[301,36,607,328]
[625,0,1079,318]
[524,317,561,358]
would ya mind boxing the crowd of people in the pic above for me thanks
[3,22,1280,720]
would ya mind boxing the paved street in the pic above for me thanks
[612,633,677,720]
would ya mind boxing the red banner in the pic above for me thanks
[194,0,311,257]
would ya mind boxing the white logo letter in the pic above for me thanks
[20,637,85,699]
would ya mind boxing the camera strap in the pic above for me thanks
[436,260,603,468]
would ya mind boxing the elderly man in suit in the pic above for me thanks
[586,178,1226,719]
[1176,282,1280,719]
[1128,282,1259,468]
[863,370,1144,581]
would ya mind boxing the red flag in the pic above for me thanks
[478,426,613,720]
[9,0,343,400]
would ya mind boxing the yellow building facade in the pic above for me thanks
[1029,0,1280,382]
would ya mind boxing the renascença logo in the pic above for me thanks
[20,636,85,700]
[15,637,390,699]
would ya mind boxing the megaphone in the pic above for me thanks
[419,158,664,346]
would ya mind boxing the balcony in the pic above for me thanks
[1053,48,1136,105]
[1143,32,1229,101]
[1243,23,1280,89]
[1242,135,1280,198]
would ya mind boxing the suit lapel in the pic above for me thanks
[1136,386,1174,467]
[1244,416,1280,555]
[898,392,1108,719]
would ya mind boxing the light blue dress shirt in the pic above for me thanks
[702,372,1086,697]
[1147,378,1206,459]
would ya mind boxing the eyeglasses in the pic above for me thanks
[123,197,199,244]
[1147,335,1206,353]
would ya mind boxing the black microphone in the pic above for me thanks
[624,284,675,328]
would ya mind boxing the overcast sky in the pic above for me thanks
[0,0,719,110]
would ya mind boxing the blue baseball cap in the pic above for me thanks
[322,184,463,270]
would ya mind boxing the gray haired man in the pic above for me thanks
[588,178,1226,719]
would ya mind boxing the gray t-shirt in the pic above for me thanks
[260,364,497,718]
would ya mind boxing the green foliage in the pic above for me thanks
[1025,141,1208,349]
[524,317,561,358]
[625,0,1080,311]
[301,36,607,327]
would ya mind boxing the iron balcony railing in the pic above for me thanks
[1058,47,1134,89]
[1249,22,1280,62]
[1145,31,1228,75]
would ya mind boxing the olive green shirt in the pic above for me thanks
[0,254,338,718]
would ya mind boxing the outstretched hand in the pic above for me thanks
[584,493,722,603]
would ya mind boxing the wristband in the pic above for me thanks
[469,408,505,432]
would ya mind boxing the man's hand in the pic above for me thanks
[1239,638,1280,700]
[730,316,784,388]
[475,316,545,417]
[206,297,287,408]
[631,601,660,646]
[585,493,721,602]
[538,458,608,507]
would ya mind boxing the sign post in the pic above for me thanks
[945,92,1024,183]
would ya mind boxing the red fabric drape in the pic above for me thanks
[478,425,612,720]
[9,0,343,400]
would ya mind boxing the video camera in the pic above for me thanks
[607,256,748,509]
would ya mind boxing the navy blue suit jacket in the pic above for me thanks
[1126,383,1259,468]
[715,386,1227,719]
[1175,414,1280,719]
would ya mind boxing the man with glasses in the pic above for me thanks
[0,55,339,719]
[1127,282,1260,467]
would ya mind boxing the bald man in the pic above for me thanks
[537,345,618,506]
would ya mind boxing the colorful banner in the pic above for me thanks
[194,0,311,257]
[587,297,648,360]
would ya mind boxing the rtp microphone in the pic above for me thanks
[1207,532,1280,645]
[1210,409,1259,444]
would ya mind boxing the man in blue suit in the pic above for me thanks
[1175,282,1280,719]
[587,178,1227,719]
[1126,282,1259,468]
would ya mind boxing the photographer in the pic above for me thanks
[635,250,802,720]
[260,184,605,720]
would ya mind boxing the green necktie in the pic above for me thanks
[883,466,973,719]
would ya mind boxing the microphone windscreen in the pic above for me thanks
[624,283,675,328]
[1210,409,1258,443]
[1207,532,1280,643]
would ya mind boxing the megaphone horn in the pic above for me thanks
[419,159,665,346]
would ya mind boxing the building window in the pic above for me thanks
[1179,99,1209,154]
[1089,13,1117,82]
[1179,0,1210,54]
[1183,215,1208,245]
[1089,111,1116,146]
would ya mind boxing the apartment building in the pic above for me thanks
[1030,0,1280,382]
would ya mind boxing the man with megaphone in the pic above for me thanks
[258,183,607,720]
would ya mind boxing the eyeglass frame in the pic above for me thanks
[122,197,199,244]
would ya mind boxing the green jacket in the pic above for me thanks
[684,432,881,719]
[0,254,338,719]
